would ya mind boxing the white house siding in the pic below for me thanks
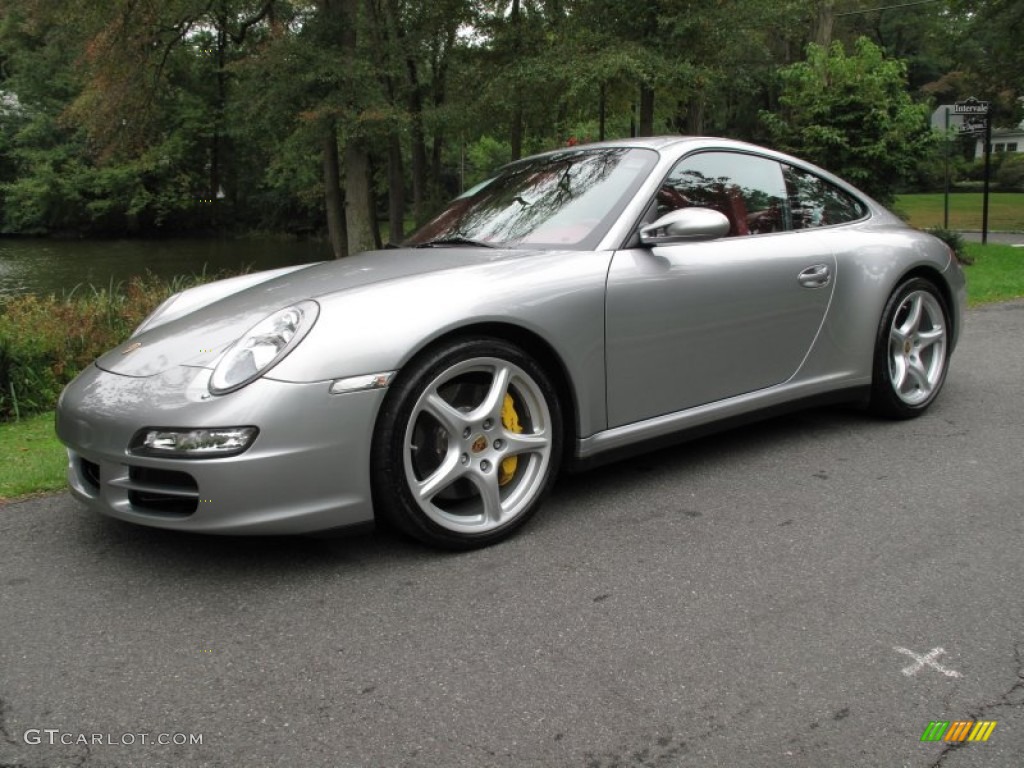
[975,130,1024,159]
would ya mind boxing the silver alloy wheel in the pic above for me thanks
[887,289,948,406]
[401,356,553,534]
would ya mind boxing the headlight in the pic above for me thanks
[209,300,319,394]
[130,427,259,458]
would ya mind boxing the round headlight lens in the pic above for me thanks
[209,300,319,394]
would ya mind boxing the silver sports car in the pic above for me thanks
[56,137,966,548]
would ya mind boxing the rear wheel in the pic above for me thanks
[869,278,951,419]
[372,338,562,549]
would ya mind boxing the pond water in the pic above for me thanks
[0,237,334,297]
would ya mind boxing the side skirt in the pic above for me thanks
[570,383,870,472]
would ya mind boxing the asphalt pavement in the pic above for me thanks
[2,301,1023,768]
[960,231,1024,245]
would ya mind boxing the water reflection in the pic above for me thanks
[0,238,332,296]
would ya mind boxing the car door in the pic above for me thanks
[605,150,836,428]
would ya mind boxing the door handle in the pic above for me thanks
[797,264,831,288]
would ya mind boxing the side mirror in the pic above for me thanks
[639,208,731,245]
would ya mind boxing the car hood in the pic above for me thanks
[95,247,536,377]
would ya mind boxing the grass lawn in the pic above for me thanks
[0,411,67,499]
[963,243,1024,306]
[895,192,1024,231]
[1,241,1022,501]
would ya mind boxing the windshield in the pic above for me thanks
[404,147,658,250]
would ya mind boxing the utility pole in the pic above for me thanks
[982,112,992,245]
[943,107,950,230]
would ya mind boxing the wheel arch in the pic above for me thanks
[895,264,957,340]
[386,321,581,457]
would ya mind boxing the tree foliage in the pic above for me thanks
[0,0,1019,243]
[761,37,934,205]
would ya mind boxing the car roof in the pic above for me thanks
[528,136,699,154]
[521,135,792,161]
[531,135,883,200]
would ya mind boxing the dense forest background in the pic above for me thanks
[1,0,1021,256]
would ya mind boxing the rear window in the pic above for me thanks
[783,166,867,229]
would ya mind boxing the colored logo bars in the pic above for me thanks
[920,721,997,743]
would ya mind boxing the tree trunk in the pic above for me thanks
[687,94,706,135]
[429,25,454,207]
[338,0,376,253]
[511,102,523,160]
[431,133,444,206]
[387,133,405,244]
[210,7,229,228]
[380,0,427,226]
[407,59,429,226]
[372,0,406,243]
[344,143,377,255]
[510,0,523,160]
[638,84,655,137]
[322,124,348,259]
[637,1,657,139]
[814,0,835,47]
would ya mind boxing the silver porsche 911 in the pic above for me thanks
[56,137,966,549]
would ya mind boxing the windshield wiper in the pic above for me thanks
[413,236,496,249]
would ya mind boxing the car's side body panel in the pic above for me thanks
[605,230,836,426]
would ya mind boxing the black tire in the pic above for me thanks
[371,337,563,549]
[869,277,951,419]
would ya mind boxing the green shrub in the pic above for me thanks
[465,136,513,187]
[903,144,971,194]
[961,158,989,182]
[0,272,223,421]
[924,226,972,265]
[995,154,1024,191]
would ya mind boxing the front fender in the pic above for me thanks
[268,251,613,437]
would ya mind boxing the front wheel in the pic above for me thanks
[869,278,951,419]
[371,338,563,549]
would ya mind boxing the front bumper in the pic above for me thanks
[56,364,385,534]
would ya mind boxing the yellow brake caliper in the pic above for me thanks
[499,393,522,486]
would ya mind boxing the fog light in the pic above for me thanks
[131,427,259,458]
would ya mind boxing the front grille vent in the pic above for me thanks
[80,458,101,491]
[111,466,200,516]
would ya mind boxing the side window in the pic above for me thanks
[658,152,788,236]
[783,166,866,229]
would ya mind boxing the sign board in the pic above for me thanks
[953,97,990,116]
[942,96,994,245]
[958,115,987,134]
